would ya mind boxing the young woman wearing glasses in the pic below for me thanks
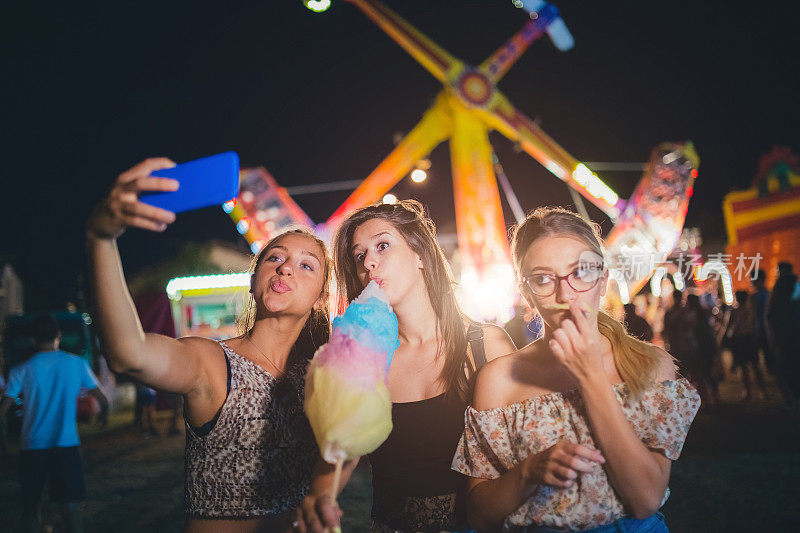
[452,207,701,532]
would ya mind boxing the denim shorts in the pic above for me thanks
[519,512,667,533]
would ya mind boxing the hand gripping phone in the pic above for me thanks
[141,151,240,213]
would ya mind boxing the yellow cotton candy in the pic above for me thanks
[305,366,393,463]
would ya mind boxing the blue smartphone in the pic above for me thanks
[141,151,240,213]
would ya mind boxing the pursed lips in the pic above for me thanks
[270,279,292,293]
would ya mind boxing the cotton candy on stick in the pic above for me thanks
[305,280,399,502]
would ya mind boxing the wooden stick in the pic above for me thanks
[329,458,344,533]
[331,457,344,503]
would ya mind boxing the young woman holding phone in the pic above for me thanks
[87,158,330,532]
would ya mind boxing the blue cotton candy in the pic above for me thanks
[333,295,400,369]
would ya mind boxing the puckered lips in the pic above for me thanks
[270,278,292,294]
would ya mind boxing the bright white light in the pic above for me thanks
[222,200,236,213]
[236,218,250,234]
[457,263,516,323]
[650,266,667,297]
[545,161,567,180]
[166,273,251,300]
[382,193,397,204]
[672,271,685,290]
[573,164,618,206]
[698,261,734,305]
[601,186,619,206]
[304,0,331,13]
[587,175,604,199]
[572,164,592,186]
[610,269,630,304]
[250,241,263,254]
[410,169,427,183]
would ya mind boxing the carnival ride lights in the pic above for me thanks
[410,169,427,183]
[298,0,699,318]
[604,142,699,301]
[649,266,685,297]
[696,262,734,305]
[224,167,315,258]
[303,0,332,13]
[211,1,698,320]
[609,270,631,305]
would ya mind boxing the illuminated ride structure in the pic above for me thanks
[222,0,700,320]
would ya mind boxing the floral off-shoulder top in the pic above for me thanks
[451,378,700,531]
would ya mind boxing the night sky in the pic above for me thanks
[4,0,799,310]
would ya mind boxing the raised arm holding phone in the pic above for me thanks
[87,157,331,532]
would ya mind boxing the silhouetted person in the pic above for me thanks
[623,303,653,342]
[725,290,768,400]
[751,269,775,373]
[663,290,697,374]
[0,314,109,533]
[767,262,800,406]
[687,294,721,405]
[665,290,719,405]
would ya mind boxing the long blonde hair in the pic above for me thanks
[510,207,661,397]
[236,228,331,367]
[333,200,472,401]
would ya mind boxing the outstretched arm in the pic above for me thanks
[87,158,214,396]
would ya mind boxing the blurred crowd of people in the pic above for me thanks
[504,262,800,409]
[655,264,798,407]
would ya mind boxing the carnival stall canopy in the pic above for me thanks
[724,146,800,290]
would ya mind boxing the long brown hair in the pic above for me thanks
[510,207,661,397]
[333,200,471,401]
[237,228,331,368]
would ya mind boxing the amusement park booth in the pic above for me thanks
[723,147,800,290]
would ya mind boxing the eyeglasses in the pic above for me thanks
[522,267,604,297]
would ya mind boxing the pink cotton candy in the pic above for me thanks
[310,330,387,390]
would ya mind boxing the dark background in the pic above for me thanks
[3,0,799,310]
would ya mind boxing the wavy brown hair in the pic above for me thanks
[333,200,471,401]
[510,206,662,398]
[237,228,331,368]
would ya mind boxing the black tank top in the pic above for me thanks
[367,322,487,531]
[369,392,468,497]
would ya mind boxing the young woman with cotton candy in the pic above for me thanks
[452,207,701,532]
[295,200,516,533]
[87,158,331,532]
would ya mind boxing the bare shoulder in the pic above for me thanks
[176,335,224,356]
[649,344,677,381]
[472,349,524,410]
[476,322,517,362]
[175,336,227,374]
